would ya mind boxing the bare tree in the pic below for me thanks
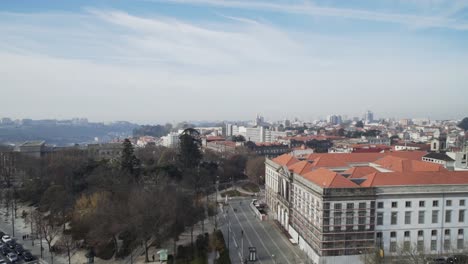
[58,234,74,264]
[40,216,61,264]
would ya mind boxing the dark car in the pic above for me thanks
[0,232,5,239]
[0,245,11,255]
[447,255,468,264]
[5,240,16,249]
[22,251,34,262]
[14,244,24,255]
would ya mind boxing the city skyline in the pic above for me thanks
[1,0,468,123]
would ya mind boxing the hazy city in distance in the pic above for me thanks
[1,1,468,264]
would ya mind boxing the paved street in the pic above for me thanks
[220,197,307,264]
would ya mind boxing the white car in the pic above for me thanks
[1,235,12,244]
[7,252,18,262]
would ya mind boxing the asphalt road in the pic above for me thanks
[220,197,307,264]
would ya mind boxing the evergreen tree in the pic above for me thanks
[178,128,202,170]
[120,139,141,177]
[458,117,468,131]
[356,120,364,128]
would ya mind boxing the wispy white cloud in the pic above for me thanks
[150,0,468,30]
[0,9,467,122]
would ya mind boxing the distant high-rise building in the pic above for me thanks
[327,115,342,125]
[364,110,374,123]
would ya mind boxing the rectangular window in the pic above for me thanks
[404,241,411,251]
[444,240,451,250]
[377,212,383,225]
[433,200,439,207]
[418,230,424,237]
[405,211,411,225]
[459,210,465,223]
[460,200,466,206]
[358,211,366,226]
[418,211,425,224]
[391,231,396,238]
[334,212,342,227]
[391,212,398,225]
[334,203,342,210]
[406,201,412,208]
[404,231,410,237]
[390,241,397,252]
[346,211,354,225]
[431,240,437,251]
[432,230,437,236]
[377,202,384,209]
[458,239,464,250]
[445,210,453,223]
[446,200,452,206]
[359,202,366,209]
[419,201,425,207]
[432,210,439,224]
[445,229,450,236]
[392,202,398,208]
[417,240,424,252]
[458,229,464,235]
[347,203,354,209]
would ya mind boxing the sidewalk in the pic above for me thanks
[0,205,66,264]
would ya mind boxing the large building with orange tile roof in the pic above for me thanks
[264,151,468,264]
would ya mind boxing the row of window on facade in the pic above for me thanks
[377,209,466,225]
[379,199,465,209]
[380,229,466,252]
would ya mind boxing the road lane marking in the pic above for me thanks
[236,203,292,264]
[228,203,264,264]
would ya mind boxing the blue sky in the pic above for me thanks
[1,0,468,123]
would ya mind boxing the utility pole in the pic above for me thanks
[241,230,244,263]
[11,197,15,237]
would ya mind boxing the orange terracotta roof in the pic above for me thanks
[302,168,359,188]
[360,171,468,187]
[288,160,315,175]
[374,155,446,172]
[272,153,300,167]
[343,166,380,178]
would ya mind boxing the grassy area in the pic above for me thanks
[220,190,249,198]
[241,182,260,193]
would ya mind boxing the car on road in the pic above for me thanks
[0,245,11,256]
[427,257,447,264]
[0,232,5,238]
[1,236,12,244]
[0,259,6,264]
[14,244,24,255]
[22,251,34,262]
[7,252,18,262]
[447,255,468,264]
[6,241,16,249]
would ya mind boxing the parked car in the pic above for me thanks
[7,252,18,262]
[1,236,12,244]
[6,240,16,249]
[0,232,5,238]
[0,259,6,264]
[22,251,34,262]
[14,244,24,255]
[447,255,468,264]
[0,245,11,255]
[427,257,447,264]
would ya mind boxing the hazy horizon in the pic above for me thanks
[1,0,468,123]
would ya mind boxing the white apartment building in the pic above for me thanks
[161,132,179,148]
[265,152,468,264]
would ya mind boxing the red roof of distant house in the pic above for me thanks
[206,136,225,142]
